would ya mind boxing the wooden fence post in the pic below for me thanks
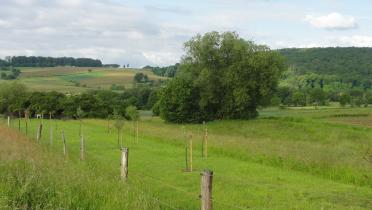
[25,117,28,135]
[49,112,52,145]
[136,120,139,143]
[18,111,21,132]
[80,135,85,161]
[121,148,129,180]
[50,127,53,145]
[200,170,213,210]
[183,126,188,172]
[203,125,208,159]
[7,116,10,127]
[24,110,29,135]
[189,135,193,172]
[62,130,67,157]
[36,124,43,142]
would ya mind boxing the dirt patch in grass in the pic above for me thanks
[328,116,372,128]
[0,126,41,161]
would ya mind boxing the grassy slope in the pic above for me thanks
[0,124,168,209]
[2,107,372,209]
[0,67,165,93]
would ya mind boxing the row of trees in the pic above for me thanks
[103,64,120,68]
[0,83,158,119]
[274,86,372,107]
[279,47,372,90]
[143,63,180,78]
[0,56,102,67]
[157,32,285,123]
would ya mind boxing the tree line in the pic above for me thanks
[103,64,121,68]
[143,63,180,77]
[0,83,158,119]
[0,56,102,67]
[274,86,372,108]
[278,47,372,90]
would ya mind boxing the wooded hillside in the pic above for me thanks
[278,47,372,79]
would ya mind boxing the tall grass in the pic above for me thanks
[2,108,372,209]
[0,126,163,210]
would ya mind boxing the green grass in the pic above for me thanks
[59,71,104,81]
[0,67,166,93]
[2,107,372,209]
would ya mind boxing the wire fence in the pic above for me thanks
[2,117,326,210]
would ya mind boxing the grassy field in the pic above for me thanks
[2,107,372,209]
[0,67,165,93]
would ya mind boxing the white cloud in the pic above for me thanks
[0,0,188,67]
[273,35,372,49]
[0,19,11,28]
[305,12,357,30]
[1,0,370,67]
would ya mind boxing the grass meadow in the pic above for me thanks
[1,107,372,209]
[0,67,165,93]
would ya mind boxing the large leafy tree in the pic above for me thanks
[0,83,28,115]
[159,31,285,123]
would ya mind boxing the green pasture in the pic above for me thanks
[0,67,165,93]
[2,107,372,209]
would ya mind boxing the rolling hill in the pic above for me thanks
[0,67,166,93]
[278,47,372,78]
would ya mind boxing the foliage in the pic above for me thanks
[125,105,140,121]
[102,64,120,68]
[279,48,372,85]
[339,93,351,107]
[143,63,180,77]
[159,77,203,123]
[0,67,21,80]
[2,56,102,67]
[159,31,285,123]
[273,47,372,107]
[0,83,28,114]
[0,83,158,118]
[133,72,149,83]
[113,110,125,131]
[279,48,372,92]
[75,106,85,119]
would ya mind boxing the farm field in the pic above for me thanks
[0,67,165,93]
[2,107,372,209]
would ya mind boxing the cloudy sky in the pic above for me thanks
[1,0,372,67]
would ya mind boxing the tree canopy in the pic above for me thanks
[278,47,372,87]
[159,31,286,123]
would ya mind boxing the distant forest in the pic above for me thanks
[273,47,372,107]
[278,47,372,87]
[0,56,102,67]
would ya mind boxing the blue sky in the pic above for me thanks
[1,0,372,67]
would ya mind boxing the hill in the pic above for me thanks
[277,47,372,92]
[0,67,166,93]
[278,47,372,80]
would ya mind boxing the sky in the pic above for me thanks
[1,0,372,67]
